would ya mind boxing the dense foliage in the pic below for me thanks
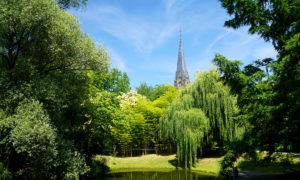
[111,85,179,157]
[0,0,108,179]
[136,82,174,101]
[218,0,300,173]
[1,0,298,178]
[160,70,241,168]
[56,0,88,9]
[219,0,300,153]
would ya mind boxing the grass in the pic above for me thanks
[236,152,300,173]
[93,152,300,175]
[100,154,177,171]
[192,157,222,173]
[94,154,222,174]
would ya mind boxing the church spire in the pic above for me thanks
[174,31,189,88]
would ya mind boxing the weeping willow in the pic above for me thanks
[160,70,241,168]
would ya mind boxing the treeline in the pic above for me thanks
[110,84,179,157]
[85,75,180,157]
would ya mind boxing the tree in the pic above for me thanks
[0,0,108,178]
[0,99,89,179]
[219,0,300,152]
[102,68,131,95]
[56,0,88,9]
[152,85,179,109]
[136,82,154,100]
[112,91,141,156]
[82,91,123,155]
[89,68,130,95]
[160,70,240,168]
[136,83,175,101]
[151,84,176,101]
[9,100,58,179]
[213,54,276,153]
[0,0,108,113]
[219,0,300,51]
[81,66,131,157]
[111,88,176,157]
[133,96,162,155]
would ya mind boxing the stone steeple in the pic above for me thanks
[174,31,189,88]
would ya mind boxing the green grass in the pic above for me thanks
[94,154,222,174]
[192,157,222,174]
[100,154,177,171]
[236,152,300,173]
[94,152,300,175]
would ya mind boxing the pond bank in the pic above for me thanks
[93,153,300,179]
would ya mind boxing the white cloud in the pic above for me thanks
[207,30,230,51]
[80,4,180,53]
[203,27,277,64]
[165,0,176,14]
[73,1,279,86]
[164,0,195,17]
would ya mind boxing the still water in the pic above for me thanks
[100,170,300,180]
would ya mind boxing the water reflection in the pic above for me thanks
[100,170,300,180]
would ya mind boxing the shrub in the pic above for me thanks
[0,163,12,180]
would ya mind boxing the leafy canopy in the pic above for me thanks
[219,0,300,152]
[161,70,240,168]
[0,0,108,178]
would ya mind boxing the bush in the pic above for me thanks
[220,140,250,175]
[87,157,110,178]
[10,99,58,179]
[220,150,236,174]
[0,163,12,180]
[2,99,90,179]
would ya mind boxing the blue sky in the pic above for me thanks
[71,0,277,88]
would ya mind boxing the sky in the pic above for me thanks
[71,0,277,88]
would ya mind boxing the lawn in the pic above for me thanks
[94,152,300,175]
[94,154,222,174]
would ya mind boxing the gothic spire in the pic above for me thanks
[174,31,190,88]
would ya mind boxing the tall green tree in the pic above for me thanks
[0,0,108,113]
[136,82,155,100]
[136,83,175,101]
[81,67,131,157]
[112,91,141,156]
[219,0,300,152]
[153,84,179,109]
[110,86,179,157]
[89,68,130,95]
[160,70,240,168]
[213,54,276,154]
[0,0,108,178]
[82,91,122,155]
[102,68,131,95]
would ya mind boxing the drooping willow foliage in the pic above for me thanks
[160,70,241,168]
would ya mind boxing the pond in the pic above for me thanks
[98,170,300,180]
